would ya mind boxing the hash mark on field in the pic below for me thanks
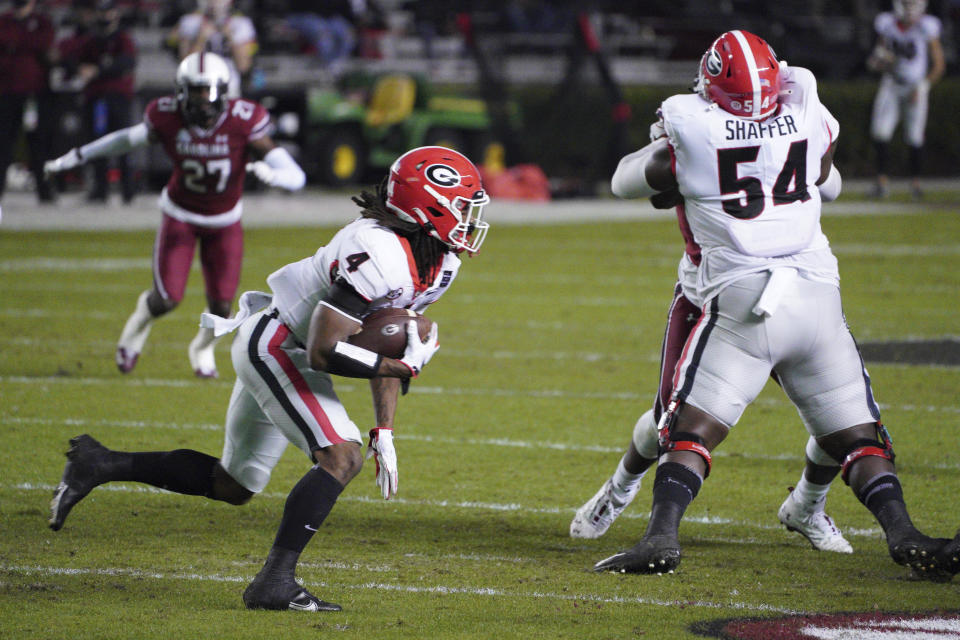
[7,482,884,537]
[0,564,804,615]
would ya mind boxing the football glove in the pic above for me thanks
[44,148,82,177]
[398,320,438,378]
[246,161,278,186]
[649,120,666,142]
[365,427,398,499]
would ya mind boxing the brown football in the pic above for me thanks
[347,308,433,359]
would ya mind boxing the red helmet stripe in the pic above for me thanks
[729,30,762,119]
[199,51,205,73]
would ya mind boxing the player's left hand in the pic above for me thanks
[366,427,398,499]
[246,161,277,186]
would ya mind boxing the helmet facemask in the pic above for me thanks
[178,82,227,128]
[422,184,490,253]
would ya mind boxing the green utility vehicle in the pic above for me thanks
[303,72,511,185]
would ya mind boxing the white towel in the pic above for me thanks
[200,290,274,337]
[752,268,797,318]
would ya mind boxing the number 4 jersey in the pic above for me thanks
[144,95,272,226]
[265,218,462,346]
[661,65,841,302]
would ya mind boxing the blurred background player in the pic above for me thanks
[48,146,491,613]
[590,30,960,580]
[867,0,944,200]
[172,0,257,97]
[44,51,305,378]
[71,0,138,203]
[0,0,56,204]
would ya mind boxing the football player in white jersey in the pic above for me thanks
[47,146,492,611]
[590,30,960,581]
[867,0,944,199]
[571,121,852,554]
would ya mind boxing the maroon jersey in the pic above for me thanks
[77,30,137,99]
[145,96,272,216]
[0,10,54,95]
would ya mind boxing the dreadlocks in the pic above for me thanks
[352,179,450,286]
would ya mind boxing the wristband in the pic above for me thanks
[327,341,382,378]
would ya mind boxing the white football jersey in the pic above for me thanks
[874,12,941,86]
[661,66,841,303]
[267,217,461,344]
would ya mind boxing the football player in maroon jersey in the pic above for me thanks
[45,51,305,378]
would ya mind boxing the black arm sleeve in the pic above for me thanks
[321,278,371,321]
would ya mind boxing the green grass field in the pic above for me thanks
[2,203,959,639]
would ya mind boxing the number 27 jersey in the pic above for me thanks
[144,96,272,217]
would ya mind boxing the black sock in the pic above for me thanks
[272,465,344,556]
[856,472,916,543]
[644,462,703,539]
[908,146,923,178]
[874,141,889,174]
[113,449,218,497]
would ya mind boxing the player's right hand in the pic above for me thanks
[365,427,398,499]
[398,320,438,377]
[246,161,277,186]
[44,149,81,177]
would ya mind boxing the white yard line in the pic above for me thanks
[0,186,938,231]
[8,415,960,468]
[3,375,960,417]
[0,563,805,615]
[7,481,884,537]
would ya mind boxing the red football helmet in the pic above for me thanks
[386,146,490,253]
[696,30,781,121]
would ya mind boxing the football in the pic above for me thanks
[348,308,433,359]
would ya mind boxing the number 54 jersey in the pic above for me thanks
[661,66,841,302]
[144,95,272,224]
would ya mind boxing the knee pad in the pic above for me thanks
[657,403,713,478]
[839,422,895,485]
[632,409,660,459]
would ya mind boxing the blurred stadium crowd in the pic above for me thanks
[2,0,958,201]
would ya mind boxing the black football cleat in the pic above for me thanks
[243,573,341,612]
[593,535,682,575]
[932,532,960,580]
[889,532,957,582]
[49,434,112,531]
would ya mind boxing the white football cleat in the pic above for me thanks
[115,291,154,374]
[188,330,218,378]
[778,491,853,554]
[570,478,637,539]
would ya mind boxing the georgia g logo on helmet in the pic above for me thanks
[424,164,462,188]
[705,48,723,76]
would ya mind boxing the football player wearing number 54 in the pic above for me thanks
[589,30,960,581]
[43,51,305,378]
